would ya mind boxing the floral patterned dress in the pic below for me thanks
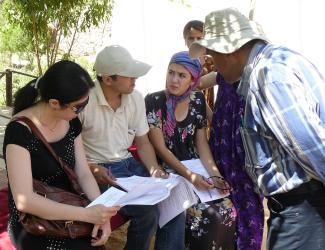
[210,76,264,249]
[145,90,237,250]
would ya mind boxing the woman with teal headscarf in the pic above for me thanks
[145,51,236,249]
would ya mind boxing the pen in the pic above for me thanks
[207,189,212,199]
[108,169,128,193]
[202,176,213,198]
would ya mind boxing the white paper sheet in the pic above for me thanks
[86,168,227,225]
[181,159,229,202]
[158,174,197,227]
[86,187,126,207]
[87,175,181,207]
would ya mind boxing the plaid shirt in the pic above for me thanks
[238,42,325,196]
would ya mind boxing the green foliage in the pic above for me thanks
[0,2,34,69]
[0,23,32,54]
[1,0,114,74]
[74,56,95,77]
[0,0,114,105]
[5,0,113,36]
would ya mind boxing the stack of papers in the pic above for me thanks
[87,159,229,226]
[87,174,197,227]
[87,175,180,207]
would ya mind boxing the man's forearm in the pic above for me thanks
[136,143,161,174]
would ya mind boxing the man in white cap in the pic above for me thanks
[190,7,325,249]
[79,45,167,250]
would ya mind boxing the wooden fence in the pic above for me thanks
[0,69,37,107]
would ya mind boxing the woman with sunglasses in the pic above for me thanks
[3,60,120,250]
[145,51,236,250]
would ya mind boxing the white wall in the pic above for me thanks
[253,0,325,75]
[96,0,325,96]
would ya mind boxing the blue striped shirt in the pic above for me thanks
[238,42,325,196]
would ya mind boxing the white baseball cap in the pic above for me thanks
[94,45,151,77]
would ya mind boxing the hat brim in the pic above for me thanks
[190,28,269,58]
[118,60,151,78]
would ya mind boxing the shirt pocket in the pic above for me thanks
[240,126,274,175]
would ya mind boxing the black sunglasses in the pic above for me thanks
[70,97,89,114]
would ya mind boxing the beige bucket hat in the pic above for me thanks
[190,8,269,57]
[94,45,151,78]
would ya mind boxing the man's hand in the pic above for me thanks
[89,163,116,185]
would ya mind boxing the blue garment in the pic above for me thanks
[100,157,158,250]
[238,42,325,196]
[100,157,184,250]
[154,212,186,250]
[267,189,325,249]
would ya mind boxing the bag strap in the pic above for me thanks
[11,116,85,195]
[12,116,82,186]
[13,116,67,164]
[12,116,64,166]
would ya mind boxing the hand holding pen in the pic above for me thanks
[89,163,117,186]
[204,175,232,195]
[201,176,214,198]
[190,172,214,190]
[107,169,128,193]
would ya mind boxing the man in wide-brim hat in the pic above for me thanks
[190,7,325,249]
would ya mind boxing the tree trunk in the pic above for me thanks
[51,29,62,65]
[66,18,81,59]
[49,25,59,67]
[32,15,43,75]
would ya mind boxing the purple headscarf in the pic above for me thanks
[163,51,202,138]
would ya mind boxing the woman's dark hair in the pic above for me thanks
[183,20,204,39]
[13,60,94,115]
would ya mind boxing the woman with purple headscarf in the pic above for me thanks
[145,51,236,249]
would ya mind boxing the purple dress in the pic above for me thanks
[209,75,264,250]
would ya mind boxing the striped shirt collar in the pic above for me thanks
[237,41,268,99]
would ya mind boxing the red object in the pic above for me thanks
[0,187,16,250]
[128,143,140,161]
[110,213,128,231]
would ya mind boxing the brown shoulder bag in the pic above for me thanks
[13,116,93,238]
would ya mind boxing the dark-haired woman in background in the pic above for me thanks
[183,20,215,124]
[183,20,204,49]
[4,60,120,250]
